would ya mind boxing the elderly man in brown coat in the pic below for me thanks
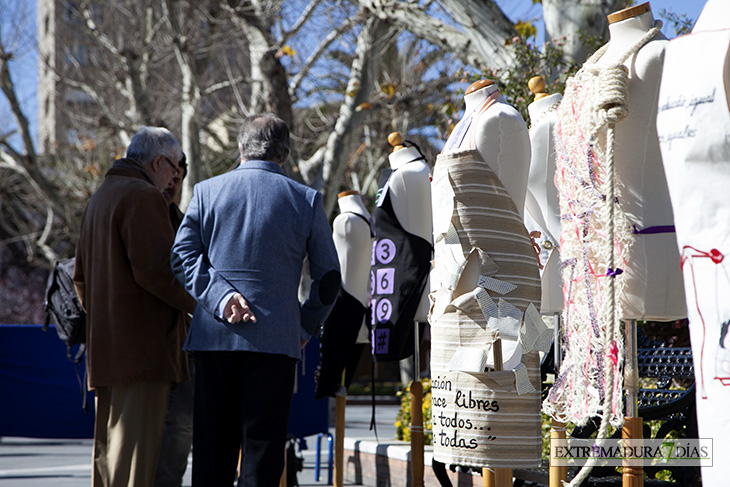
[73,126,196,487]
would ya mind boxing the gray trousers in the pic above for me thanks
[154,360,195,487]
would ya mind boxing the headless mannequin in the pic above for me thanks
[429,81,543,471]
[594,3,685,320]
[332,191,373,342]
[386,133,433,322]
[655,1,730,484]
[439,79,533,300]
[524,76,563,314]
[545,3,685,434]
[446,80,531,216]
[315,190,373,400]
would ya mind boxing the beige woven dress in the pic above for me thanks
[429,93,545,468]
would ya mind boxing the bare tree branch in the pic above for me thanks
[0,42,69,227]
[317,18,392,215]
[0,46,36,162]
[60,78,133,144]
[437,0,518,67]
[281,0,321,42]
[203,76,248,97]
[357,0,517,72]
[288,16,358,101]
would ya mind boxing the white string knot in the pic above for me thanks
[594,64,630,126]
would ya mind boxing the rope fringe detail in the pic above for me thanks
[543,20,662,487]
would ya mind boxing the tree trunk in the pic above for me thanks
[542,0,631,64]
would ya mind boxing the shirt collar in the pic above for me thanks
[237,159,286,175]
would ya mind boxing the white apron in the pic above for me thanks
[656,22,730,487]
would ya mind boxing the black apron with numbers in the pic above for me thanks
[370,168,432,362]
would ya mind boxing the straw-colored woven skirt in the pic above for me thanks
[430,149,543,468]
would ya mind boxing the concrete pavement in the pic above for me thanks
[0,403,400,487]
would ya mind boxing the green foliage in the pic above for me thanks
[457,33,580,124]
[658,9,695,37]
[515,20,538,42]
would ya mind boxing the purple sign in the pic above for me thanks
[375,238,397,264]
[372,328,390,355]
[375,297,393,323]
[376,268,395,295]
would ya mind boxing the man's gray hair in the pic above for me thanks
[126,126,182,165]
[237,114,290,164]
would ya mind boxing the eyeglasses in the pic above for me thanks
[159,155,180,177]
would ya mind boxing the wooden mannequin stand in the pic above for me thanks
[549,315,568,487]
[623,319,643,487]
[386,132,427,487]
[334,378,346,487]
[483,340,513,487]
[410,323,424,487]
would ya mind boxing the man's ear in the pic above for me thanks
[150,154,163,173]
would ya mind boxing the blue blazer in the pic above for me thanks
[171,160,340,360]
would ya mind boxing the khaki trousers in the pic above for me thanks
[93,380,171,487]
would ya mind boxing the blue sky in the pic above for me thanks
[497,0,706,42]
[0,0,710,150]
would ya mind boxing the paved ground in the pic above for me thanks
[0,403,399,487]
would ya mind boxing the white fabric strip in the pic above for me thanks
[432,170,456,235]
[514,362,536,395]
[520,302,553,354]
[478,274,517,295]
[449,345,492,373]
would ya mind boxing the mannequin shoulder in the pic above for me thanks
[391,161,432,186]
[631,37,668,78]
[396,160,431,176]
[475,102,529,136]
[333,212,371,237]
[479,102,526,125]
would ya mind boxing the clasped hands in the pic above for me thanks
[223,292,308,349]
[224,293,257,324]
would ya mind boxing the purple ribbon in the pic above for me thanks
[632,224,676,235]
[606,267,623,277]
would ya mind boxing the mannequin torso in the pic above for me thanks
[525,91,563,313]
[446,82,531,216]
[386,145,433,243]
[526,92,562,240]
[332,192,373,306]
[586,5,685,319]
[386,143,433,321]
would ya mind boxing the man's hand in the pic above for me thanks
[223,293,257,324]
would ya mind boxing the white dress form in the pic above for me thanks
[429,80,544,469]
[333,191,372,307]
[333,191,374,345]
[456,81,532,216]
[524,76,563,314]
[656,1,730,484]
[544,3,686,432]
[437,80,534,298]
[386,134,433,322]
[596,3,686,320]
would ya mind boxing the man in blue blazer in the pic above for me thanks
[171,114,340,486]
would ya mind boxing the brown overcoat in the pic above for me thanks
[73,159,196,389]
